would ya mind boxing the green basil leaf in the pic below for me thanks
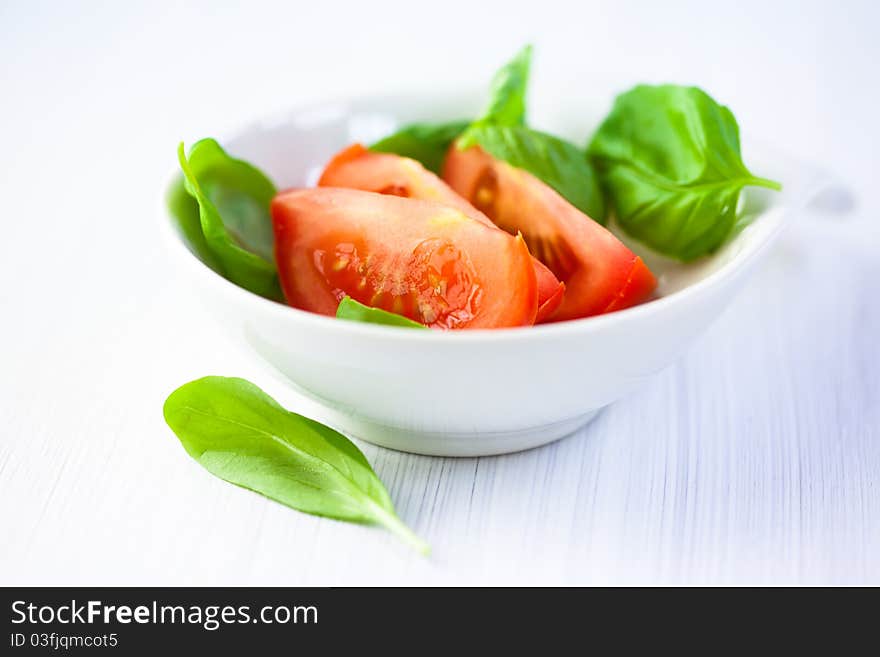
[164,376,429,555]
[368,46,531,175]
[473,44,532,127]
[370,120,469,174]
[166,175,224,274]
[588,85,782,261]
[459,124,606,223]
[336,297,427,329]
[173,139,282,300]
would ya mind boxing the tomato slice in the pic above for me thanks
[319,144,565,322]
[442,143,657,321]
[271,188,537,329]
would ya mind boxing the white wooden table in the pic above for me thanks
[1,0,877,585]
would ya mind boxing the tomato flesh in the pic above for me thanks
[319,144,565,322]
[443,143,656,320]
[271,188,537,329]
[316,236,481,326]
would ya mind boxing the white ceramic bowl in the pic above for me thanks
[163,93,824,456]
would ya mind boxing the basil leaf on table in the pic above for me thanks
[173,139,282,300]
[472,44,532,127]
[370,120,469,174]
[588,84,782,261]
[459,124,607,223]
[336,297,427,329]
[164,376,429,555]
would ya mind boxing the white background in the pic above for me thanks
[1,0,878,585]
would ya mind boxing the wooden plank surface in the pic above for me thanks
[1,0,877,585]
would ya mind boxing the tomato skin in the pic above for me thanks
[271,188,537,329]
[319,144,565,322]
[534,265,565,322]
[442,143,656,321]
[602,257,656,313]
[319,144,478,213]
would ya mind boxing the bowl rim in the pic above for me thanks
[161,94,806,346]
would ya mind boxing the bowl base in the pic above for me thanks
[320,408,602,457]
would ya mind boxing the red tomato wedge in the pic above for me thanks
[442,143,657,321]
[271,188,537,329]
[318,144,565,322]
